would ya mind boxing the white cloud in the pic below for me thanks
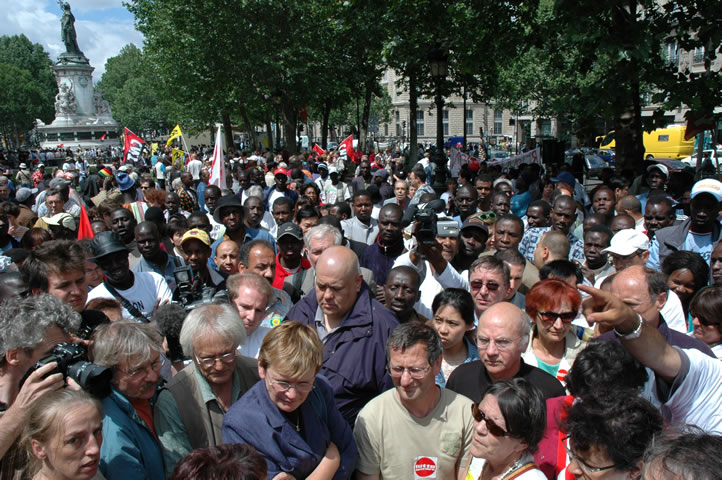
[0,0,143,79]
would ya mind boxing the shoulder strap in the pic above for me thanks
[502,462,539,480]
[103,281,150,322]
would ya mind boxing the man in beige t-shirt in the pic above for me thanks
[354,323,474,480]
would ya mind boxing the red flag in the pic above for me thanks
[57,143,64,148]
[684,113,715,140]
[312,144,326,156]
[123,127,146,164]
[338,135,355,164]
[77,205,95,240]
[99,133,107,141]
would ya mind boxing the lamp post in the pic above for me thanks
[271,89,283,151]
[429,46,448,196]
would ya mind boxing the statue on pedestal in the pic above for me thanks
[55,81,77,115]
[58,1,86,60]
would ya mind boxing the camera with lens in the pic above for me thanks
[173,265,218,311]
[19,343,112,398]
[413,199,447,245]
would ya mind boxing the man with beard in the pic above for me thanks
[361,204,405,286]
[87,231,172,321]
[342,191,379,258]
[648,179,722,270]
[636,164,668,211]
[452,184,479,227]
[110,207,142,268]
[644,194,677,239]
[519,195,585,264]
[132,221,183,291]
[581,224,614,286]
[383,266,426,323]
[271,222,311,289]
[214,240,240,277]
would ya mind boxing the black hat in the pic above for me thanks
[213,195,243,223]
[277,222,303,241]
[89,231,129,261]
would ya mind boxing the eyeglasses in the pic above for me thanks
[387,364,432,379]
[477,336,516,351]
[471,403,508,437]
[195,351,236,369]
[268,377,314,393]
[538,311,577,323]
[470,281,501,292]
[562,436,619,474]
[123,358,162,378]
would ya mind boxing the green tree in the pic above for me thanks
[0,35,55,145]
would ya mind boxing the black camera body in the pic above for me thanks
[19,343,112,398]
[173,265,217,311]
[414,208,438,245]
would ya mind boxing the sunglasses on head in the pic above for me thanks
[537,311,577,323]
[471,403,508,437]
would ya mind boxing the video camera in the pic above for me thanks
[173,265,217,311]
[413,199,458,245]
[19,343,112,398]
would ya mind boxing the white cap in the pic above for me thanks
[691,178,722,202]
[602,229,650,256]
[647,164,669,178]
[328,166,339,174]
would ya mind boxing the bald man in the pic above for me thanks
[214,240,240,277]
[532,230,570,269]
[286,246,399,425]
[446,302,565,402]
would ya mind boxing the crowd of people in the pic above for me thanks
[0,143,720,480]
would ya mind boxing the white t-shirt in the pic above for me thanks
[187,159,203,180]
[86,272,172,320]
[155,162,166,180]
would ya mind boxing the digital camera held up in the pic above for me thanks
[173,265,217,311]
[19,343,112,398]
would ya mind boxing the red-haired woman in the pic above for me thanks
[522,279,586,386]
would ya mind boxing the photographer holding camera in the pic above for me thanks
[0,295,81,478]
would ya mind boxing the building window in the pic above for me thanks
[443,109,449,136]
[384,123,388,136]
[693,47,705,64]
[465,109,474,135]
[395,111,401,137]
[416,111,425,137]
[494,110,503,135]
[539,119,552,137]
[665,41,679,66]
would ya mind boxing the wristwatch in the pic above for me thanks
[614,314,644,340]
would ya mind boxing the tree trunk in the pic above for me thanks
[239,104,258,151]
[360,79,373,153]
[222,112,233,152]
[322,102,331,149]
[263,112,273,153]
[282,103,298,154]
[408,72,419,167]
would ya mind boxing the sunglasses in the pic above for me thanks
[470,281,501,292]
[537,311,577,323]
[471,403,508,437]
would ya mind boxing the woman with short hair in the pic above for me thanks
[155,303,259,476]
[23,389,103,480]
[464,378,547,479]
[222,321,358,479]
[689,286,722,359]
[522,279,586,385]
[90,321,165,479]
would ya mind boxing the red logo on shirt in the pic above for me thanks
[414,457,437,478]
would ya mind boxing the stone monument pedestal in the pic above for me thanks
[37,57,120,149]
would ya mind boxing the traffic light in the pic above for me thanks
[402,120,407,128]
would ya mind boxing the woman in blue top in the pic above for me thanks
[222,321,357,480]
[432,289,479,387]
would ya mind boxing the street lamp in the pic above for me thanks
[428,46,448,195]
[271,89,283,151]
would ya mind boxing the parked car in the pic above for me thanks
[681,149,722,168]
[651,158,690,174]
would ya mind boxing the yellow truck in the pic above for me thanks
[597,126,694,159]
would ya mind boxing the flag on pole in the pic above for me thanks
[338,135,354,164]
[209,126,226,188]
[171,149,185,169]
[99,133,107,141]
[76,205,94,240]
[312,144,326,156]
[166,124,183,146]
[123,128,146,164]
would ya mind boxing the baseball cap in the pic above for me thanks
[647,164,669,178]
[274,168,288,177]
[45,212,75,230]
[277,222,303,241]
[551,171,576,187]
[15,187,35,203]
[180,229,211,247]
[38,163,45,168]
[460,216,489,235]
[48,177,70,189]
[690,178,722,202]
[602,229,650,256]
[373,169,389,179]
[328,166,339,175]
[317,163,328,170]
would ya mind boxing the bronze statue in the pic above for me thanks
[59,1,83,56]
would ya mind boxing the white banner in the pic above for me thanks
[486,147,542,169]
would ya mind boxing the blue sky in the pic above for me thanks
[0,0,143,79]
